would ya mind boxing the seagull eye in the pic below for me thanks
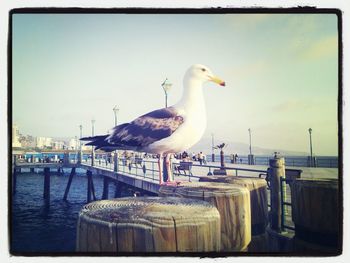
[201,68,206,72]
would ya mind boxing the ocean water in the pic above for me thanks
[10,169,139,254]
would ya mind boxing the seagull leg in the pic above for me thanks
[165,154,173,182]
[158,154,164,185]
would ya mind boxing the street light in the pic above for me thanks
[79,124,83,147]
[91,119,96,136]
[161,78,172,108]
[248,128,254,165]
[78,124,83,164]
[248,128,252,155]
[211,133,215,162]
[91,119,95,166]
[113,106,119,126]
[308,128,313,167]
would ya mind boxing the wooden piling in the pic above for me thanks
[291,178,340,250]
[76,197,221,252]
[87,170,92,203]
[63,167,76,201]
[13,167,17,195]
[199,176,268,235]
[114,181,121,198]
[43,167,50,206]
[102,176,109,200]
[269,157,285,232]
[199,176,269,252]
[30,168,35,173]
[160,182,251,251]
[86,170,97,203]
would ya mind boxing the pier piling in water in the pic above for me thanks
[13,167,18,195]
[63,167,76,201]
[102,176,109,200]
[86,170,97,203]
[76,197,221,252]
[114,180,121,198]
[43,167,50,206]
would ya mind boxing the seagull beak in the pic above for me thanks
[209,75,226,86]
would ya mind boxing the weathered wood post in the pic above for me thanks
[63,167,76,201]
[43,167,51,206]
[102,176,109,200]
[160,182,251,251]
[269,156,285,232]
[76,197,221,252]
[291,179,340,252]
[220,149,225,168]
[199,176,269,251]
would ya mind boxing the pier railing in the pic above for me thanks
[14,154,295,232]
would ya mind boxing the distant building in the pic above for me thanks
[36,137,53,149]
[68,138,78,150]
[81,145,91,151]
[19,135,36,148]
[52,140,65,150]
[12,124,22,148]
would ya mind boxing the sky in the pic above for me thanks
[12,13,339,155]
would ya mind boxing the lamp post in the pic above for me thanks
[308,128,313,167]
[91,119,95,166]
[113,106,119,126]
[248,128,254,165]
[161,78,172,108]
[211,133,215,162]
[248,128,252,155]
[91,119,95,136]
[78,124,83,164]
[113,106,120,172]
[79,125,83,148]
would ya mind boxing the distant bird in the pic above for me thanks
[81,64,225,184]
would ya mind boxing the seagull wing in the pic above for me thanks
[106,106,184,150]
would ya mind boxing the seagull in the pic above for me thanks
[81,64,225,184]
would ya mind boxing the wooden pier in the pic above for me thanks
[12,155,341,254]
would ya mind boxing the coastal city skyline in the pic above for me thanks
[12,13,339,155]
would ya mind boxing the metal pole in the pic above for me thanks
[91,119,95,166]
[248,128,252,155]
[91,119,95,136]
[165,92,168,108]
[113,106,119,126]
[308,128,313,167]
[162,78,171,108]
[78,125,83,164]
[211,133,215,162]
[113,106,119,172]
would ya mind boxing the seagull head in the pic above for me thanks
[185,64,226,86]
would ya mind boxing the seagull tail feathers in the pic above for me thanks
[80,135,117,151]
